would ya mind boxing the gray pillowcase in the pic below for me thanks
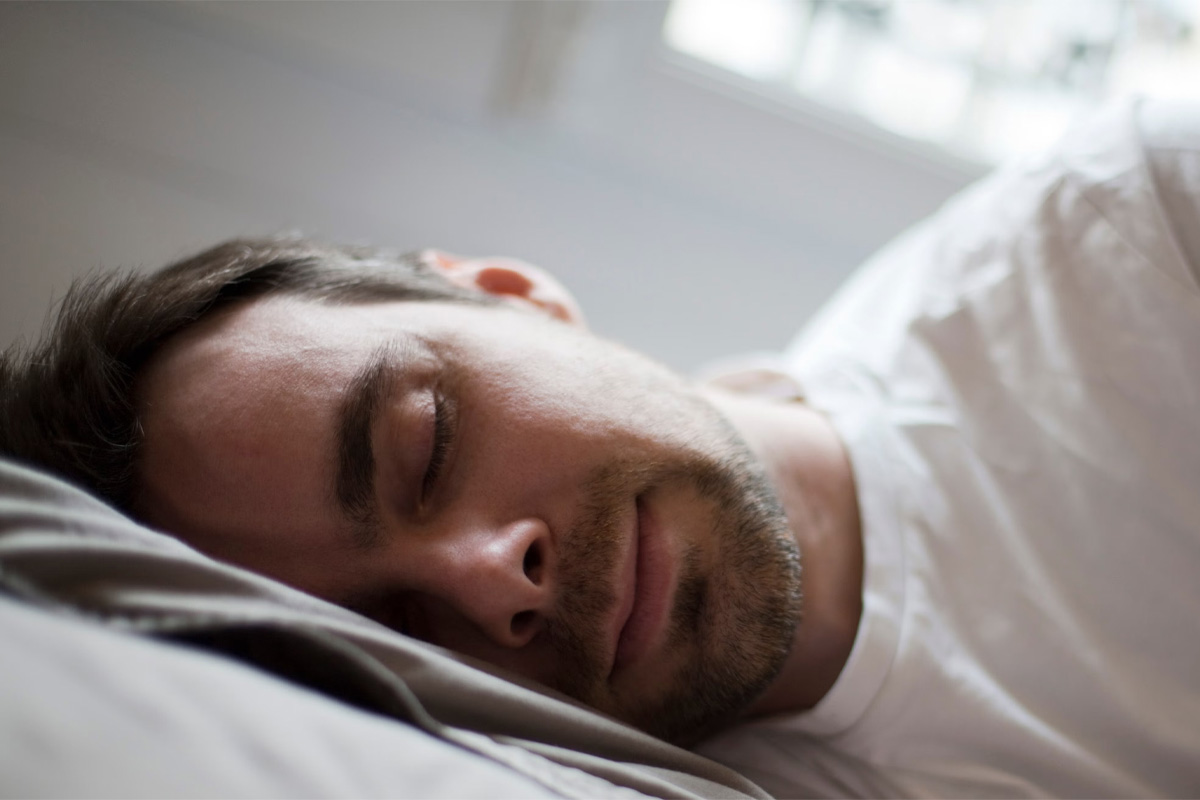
[0,456,769,799]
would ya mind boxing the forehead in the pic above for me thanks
[144,294,521,402]
[151,292,590,379]
[134,294,576,504]
[133,297,460,546]
[154,296,414,380]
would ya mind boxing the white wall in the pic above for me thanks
[0,1,976,371]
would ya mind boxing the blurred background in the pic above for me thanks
[3,0,1198,371]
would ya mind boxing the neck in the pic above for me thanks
[701,383,863,716]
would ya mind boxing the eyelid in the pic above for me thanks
[420,391,457,507]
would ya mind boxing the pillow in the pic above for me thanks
[0,594,568,798]
[0,456,768,799]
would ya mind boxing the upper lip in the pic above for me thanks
[608,496,642,677]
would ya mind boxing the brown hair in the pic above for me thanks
[0,236,487,512]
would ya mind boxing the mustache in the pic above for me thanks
[539,462,640,701]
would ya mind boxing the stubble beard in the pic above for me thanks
[540,415,803,743]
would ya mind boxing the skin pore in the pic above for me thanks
[133,261,862,742]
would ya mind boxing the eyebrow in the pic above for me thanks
[335,340,403,549]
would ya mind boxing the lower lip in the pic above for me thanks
[613,496,673,673]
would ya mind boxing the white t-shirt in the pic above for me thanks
[698,100,1200,798]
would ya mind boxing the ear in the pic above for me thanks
[421,250,586,327]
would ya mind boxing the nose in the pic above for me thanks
[426,516,554,649]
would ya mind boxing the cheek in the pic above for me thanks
[478,383,660,460]
[465,359,619,440]
[460,324,723,460]
[418,597,561,685]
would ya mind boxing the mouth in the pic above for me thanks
[610,494,674,676]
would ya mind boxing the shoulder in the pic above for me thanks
[788,98,1200,382]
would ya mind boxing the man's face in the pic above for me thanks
[136,293,801,741]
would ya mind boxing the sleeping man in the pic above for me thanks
[2,99,1198,797]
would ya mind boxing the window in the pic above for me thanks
[665,0,1200,164]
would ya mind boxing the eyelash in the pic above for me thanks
[422,394,454,501]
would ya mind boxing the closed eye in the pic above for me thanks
[422,393,455,502]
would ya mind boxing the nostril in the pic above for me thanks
[523,541,543,583]
[511,610,537,638]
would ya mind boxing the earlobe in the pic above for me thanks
[421,249,586,327]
